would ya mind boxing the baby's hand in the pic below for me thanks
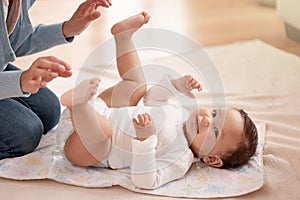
[172,75,202,98]
[132,113,156,141]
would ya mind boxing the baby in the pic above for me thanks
[60,12,258,189]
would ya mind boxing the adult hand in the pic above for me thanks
[62,0,112,38]
[132,113,156,141]
[20,56,72,94]
[171,75,202,98]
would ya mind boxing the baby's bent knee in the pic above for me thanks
[129,85,147,105]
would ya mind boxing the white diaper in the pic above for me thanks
[88,97,112,119]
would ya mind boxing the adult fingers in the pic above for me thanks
[83,12,101,24]
[85,0,97,13]
[39,81,48,88]
[77,0,93,15]
[84,0,111,13]
[31,68,58,83]
[107,0,112,6]
[94,0,112,8]
[46,56,71,71]
[33,56,73,78]
[32,57,70,74]
[59,70,73,78]
[26,80,40,93]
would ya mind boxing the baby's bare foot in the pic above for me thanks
[111,11,150,35]
[72,78,101,106]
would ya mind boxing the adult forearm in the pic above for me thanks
[13,23,73,57]
[0,71,29,100]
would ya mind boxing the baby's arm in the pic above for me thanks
[131,113,193,189]
[143,74,202,106]
[171,75,202,98]
[130,139,193,189]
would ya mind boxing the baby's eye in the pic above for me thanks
[214,127,219,138]
[212,109,217,118]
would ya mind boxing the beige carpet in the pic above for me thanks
[1,40,299,200]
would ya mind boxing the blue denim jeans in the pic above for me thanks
[0,64,61,159]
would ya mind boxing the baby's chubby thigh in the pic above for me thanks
[87,96,113,139]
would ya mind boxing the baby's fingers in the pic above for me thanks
[132,114,145,127]
[134,113,152,126]
[144,113,152,125]
[132,118,139,126]
[140,113,151,125]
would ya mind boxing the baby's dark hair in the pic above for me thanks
[220,109,258,169]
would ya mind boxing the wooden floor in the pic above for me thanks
[13,0,300,70]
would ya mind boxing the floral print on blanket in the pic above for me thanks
[0,110,265,198]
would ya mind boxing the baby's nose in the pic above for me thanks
[198,116,211,128]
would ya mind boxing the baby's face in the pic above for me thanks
[184,107,244,157]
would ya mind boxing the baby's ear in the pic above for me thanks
[202,155,223,168]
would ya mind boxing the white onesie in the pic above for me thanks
[89,75,195,189]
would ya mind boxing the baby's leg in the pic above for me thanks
[98,12,150,107]
[62,79,112,167]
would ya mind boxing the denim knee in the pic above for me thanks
[43,93,61,133]
[19,119,44,154]
[27,87,61,134]
[0,118,44,159]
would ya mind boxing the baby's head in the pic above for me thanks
[184,107,258,168]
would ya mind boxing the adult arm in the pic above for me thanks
[0,70,26,99]
[13,0,112,56]
[0,56,72,100]
[0,0,111,99]
[12,23,73,57]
